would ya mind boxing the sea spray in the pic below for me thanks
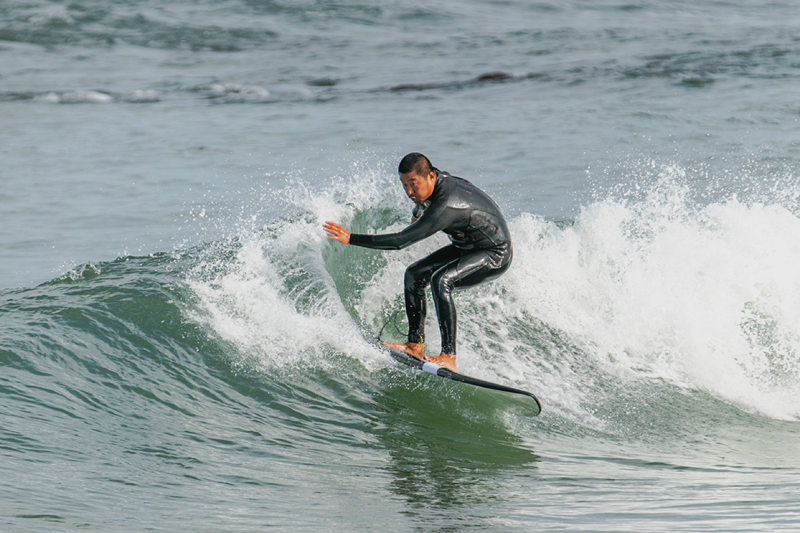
[506,163,800,419]
[184,157,406,372]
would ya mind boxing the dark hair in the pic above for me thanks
[398,153,437,176]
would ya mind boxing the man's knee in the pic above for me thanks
[431,267,457,296]
[404,261,426,291]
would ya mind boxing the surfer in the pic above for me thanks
[323,153,512,372]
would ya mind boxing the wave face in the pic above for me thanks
[3,165,800,530]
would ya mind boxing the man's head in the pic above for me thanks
[398,152,437,204]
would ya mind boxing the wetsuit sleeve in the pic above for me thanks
[349,204,455,250]
[411,201,428,221]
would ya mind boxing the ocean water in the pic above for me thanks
[3,0,800,531]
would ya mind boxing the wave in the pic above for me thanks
[183,160,800,425]
[3,159,799,480]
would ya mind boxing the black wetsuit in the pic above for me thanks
[350,171,512,354]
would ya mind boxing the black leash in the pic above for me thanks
[376,306,404,344]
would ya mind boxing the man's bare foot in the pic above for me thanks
[382,342,425,359]
[382,344,457,372]
[424,353,457,372]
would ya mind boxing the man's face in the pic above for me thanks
[400,171,437,204]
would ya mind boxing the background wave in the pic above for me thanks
[3,0,800,106]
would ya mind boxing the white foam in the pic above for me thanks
[206,83,271,102]
[188,226,374,371]
[124,90,161,103]
[34,92,61,104]
[60,91,114,104]
[186,159,400,372]
[503,172,800,419]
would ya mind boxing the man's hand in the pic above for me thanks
[323,221,351,245]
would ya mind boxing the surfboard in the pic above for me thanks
[382,345,542,416]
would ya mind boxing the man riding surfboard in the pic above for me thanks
[323,153,513,372]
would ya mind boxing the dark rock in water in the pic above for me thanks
[390,83,438,92]
[476,72,513,82]
[307,78,337,87]
[680,77,715,88]
[390,72,514,93]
